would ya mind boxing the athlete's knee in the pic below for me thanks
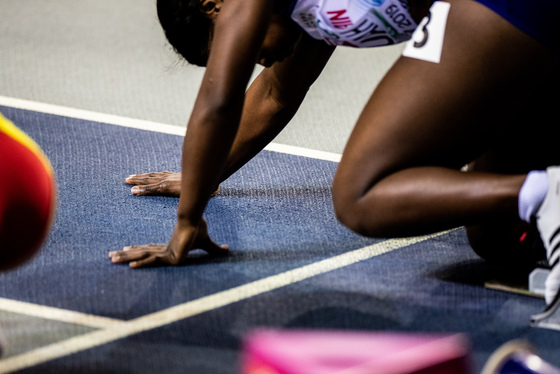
[332,153,400,237]
[332,175,360,233]
[333,196,359,234]
[332,180,386,238]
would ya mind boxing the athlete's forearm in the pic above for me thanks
[175,0,273,225]
[219,71,305,182]
[178,101,243,225]
[220,39,336,183]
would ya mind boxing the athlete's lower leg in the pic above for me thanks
[334,166,525,238]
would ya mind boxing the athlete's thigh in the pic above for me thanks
[335,0,559,198]
[478,63,560,175]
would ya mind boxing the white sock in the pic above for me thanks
[519,170,548,223]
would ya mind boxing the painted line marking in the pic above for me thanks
[0,96,342,163]
[0,298,123,329]
[0,230,453,373]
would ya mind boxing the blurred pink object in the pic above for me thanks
[242,330,471,374]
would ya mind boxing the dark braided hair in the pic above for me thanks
[157,0,213,67]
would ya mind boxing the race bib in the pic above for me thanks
[402,1,450,63]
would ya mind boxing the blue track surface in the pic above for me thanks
[0,105,559,373]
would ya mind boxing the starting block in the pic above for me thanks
[484,266,549,299]
[483,265,560,332]
[527,267,560,332]
[531,291,560,332]
[242,330,471,374]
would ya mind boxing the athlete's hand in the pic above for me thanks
[109,219,229,268]
[126,171,182,197]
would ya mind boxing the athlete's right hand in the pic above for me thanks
[126,171,182,197]
[109,218,229,268]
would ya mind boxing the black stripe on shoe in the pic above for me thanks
[549,226,560,246]
[550,242,560,264]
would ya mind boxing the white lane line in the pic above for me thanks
[0,298,123,329]
[0,230,453,373]
[0,96,342,163]
[265,143,341,162]
[0,95,184,136]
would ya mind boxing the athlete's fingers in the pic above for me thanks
[130,182,182,196]
[129,254,161,268]
[109,244,165,263]
[125,171,177,186]
[109,249,149,264]
[122,244,160,251]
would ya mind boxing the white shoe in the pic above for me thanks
[535,166,560,304]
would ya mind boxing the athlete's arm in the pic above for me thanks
[220,34,335,182]
[179,0,274,222]
[126,34,335,196]
[110,0,274,267]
